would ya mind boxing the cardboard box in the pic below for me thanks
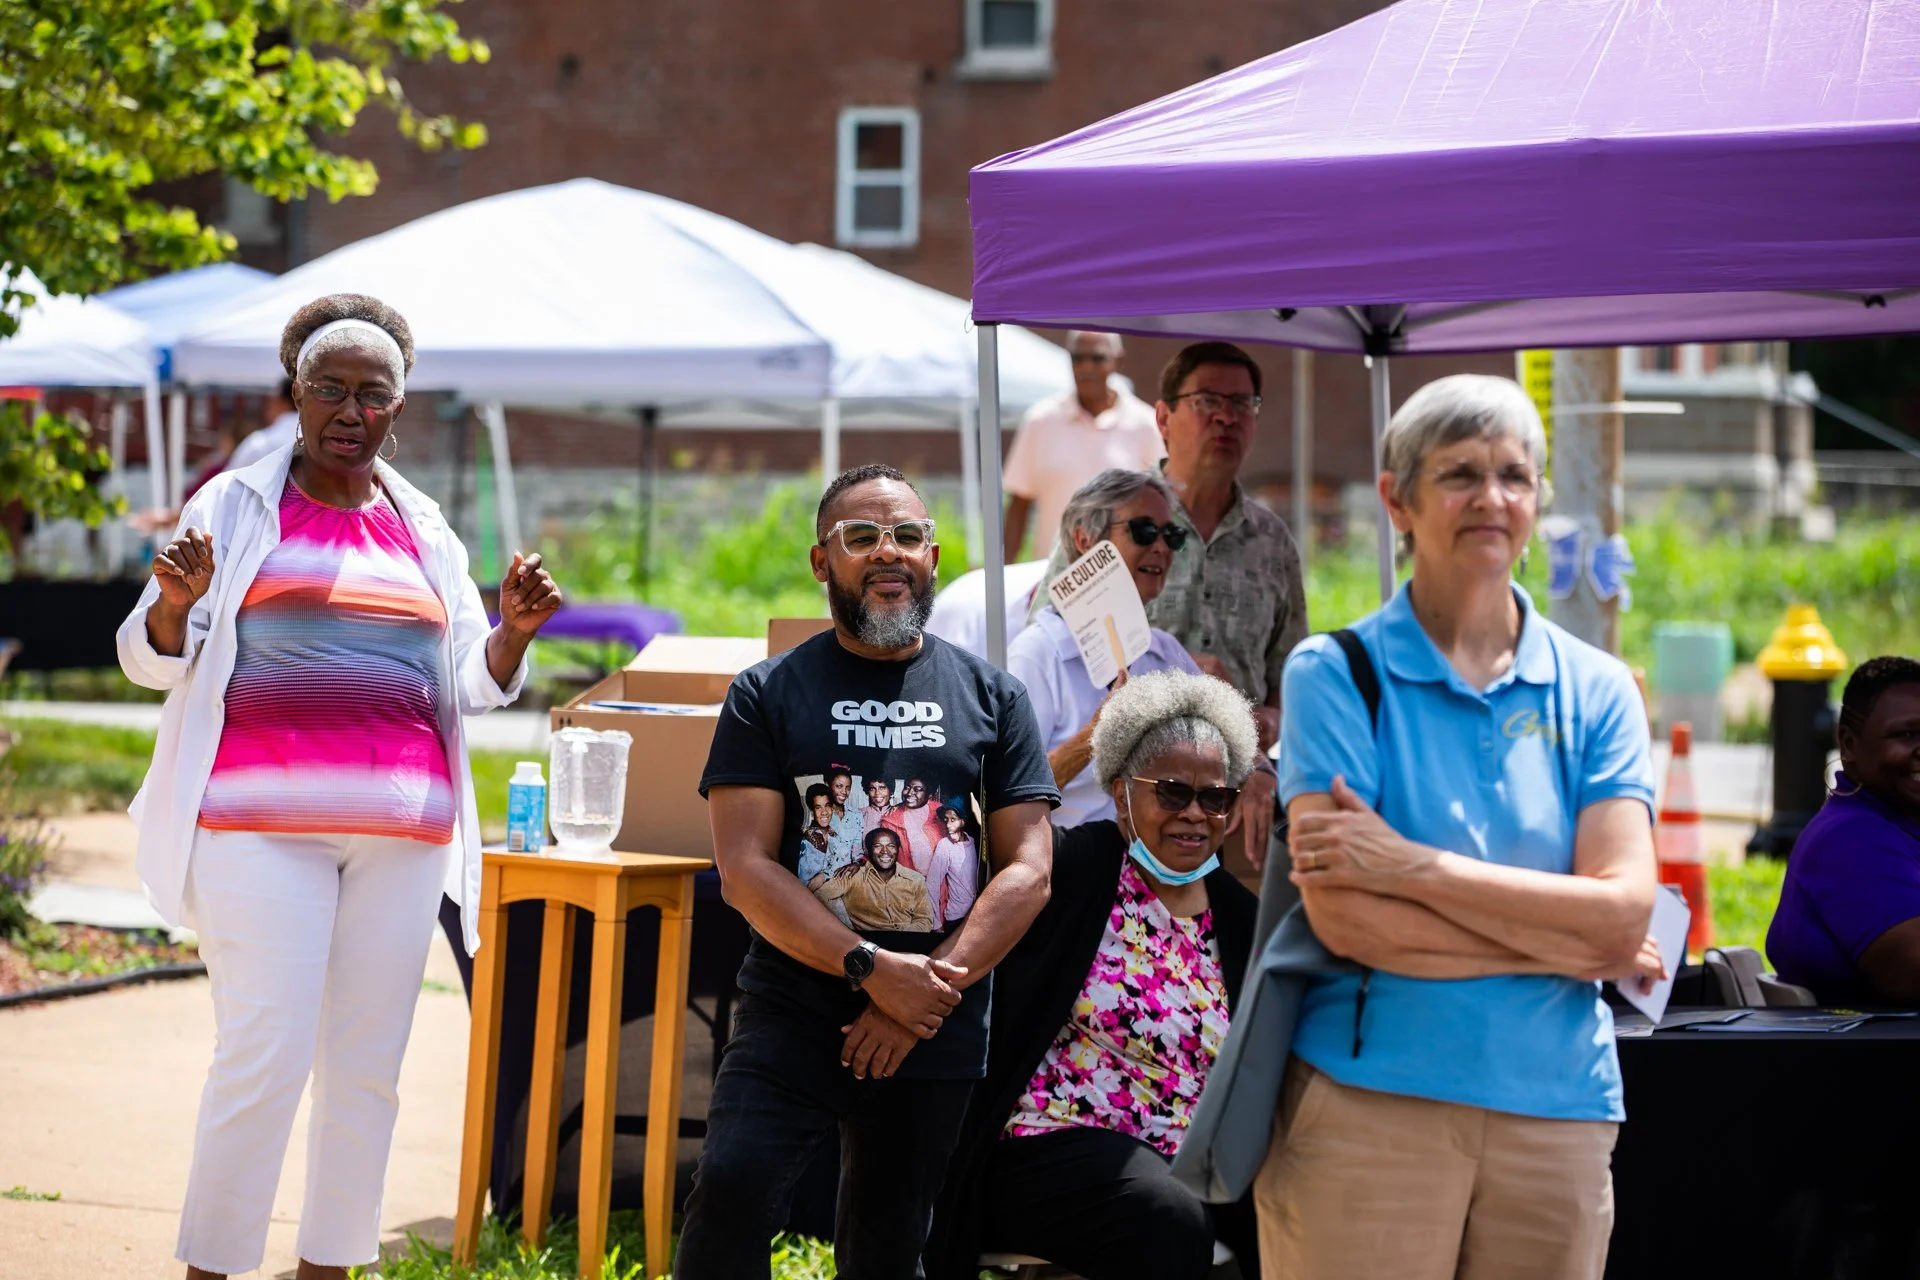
[768,616,832,656]
[549,635,766,859]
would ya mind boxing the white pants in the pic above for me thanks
[177,826,451,1273]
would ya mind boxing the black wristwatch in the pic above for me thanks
[843,941,879,991]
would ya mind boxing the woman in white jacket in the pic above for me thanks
[118,293,563,1280]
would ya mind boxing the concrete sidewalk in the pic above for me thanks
[0,936,471,1280]
[7,798,472,1278]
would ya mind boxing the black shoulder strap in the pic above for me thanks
[1330,628,1381,730]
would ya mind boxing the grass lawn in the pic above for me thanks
[360,1216,838,1280]
[1708,856,1789,965]
[1,715,523,842]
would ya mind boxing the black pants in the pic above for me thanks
[979,1128,1260,1280]
[675,995,974,1280]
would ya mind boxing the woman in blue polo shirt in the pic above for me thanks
[1257,375,1662,1280]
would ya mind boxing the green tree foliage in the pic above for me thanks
[0,400,123,551]
[0,0,491,335]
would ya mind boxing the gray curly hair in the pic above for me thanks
[1089,670,1260,790]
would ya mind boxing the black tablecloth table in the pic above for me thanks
[1610,1014,1920,1280]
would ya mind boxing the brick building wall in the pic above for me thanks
[264,0,1503,498]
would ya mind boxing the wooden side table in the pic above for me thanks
[455,848,711,1280]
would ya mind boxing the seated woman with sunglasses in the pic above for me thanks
[927,670,1261,1280]
[1008,469,1218,827]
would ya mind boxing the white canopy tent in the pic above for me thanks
[172,179,1071,552]
[0,272,166,556]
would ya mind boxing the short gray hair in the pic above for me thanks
[1382,375,1547,510]
[1380,374,1548,553]
[1057,468,1174,555]
[1066,330,1123,356]
[1090,670,1260,789]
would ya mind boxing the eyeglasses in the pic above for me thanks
[1422,464,1541,499]
[1128,777,1241,818]
[820,518,937,556]
[302,380,399,413]
[1170,390,1261,419]
[1108,516,1190,551]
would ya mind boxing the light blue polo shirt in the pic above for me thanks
[1277,583,1653,1122]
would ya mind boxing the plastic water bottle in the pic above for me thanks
[507,761,547,853]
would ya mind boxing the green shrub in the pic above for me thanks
[0,785,54,941]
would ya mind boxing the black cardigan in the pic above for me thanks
[925,820,1258,1280]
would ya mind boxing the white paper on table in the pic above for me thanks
[1614,885,1691,1023]
[1046,539,1152,689]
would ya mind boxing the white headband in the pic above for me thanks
[296,318,406,388]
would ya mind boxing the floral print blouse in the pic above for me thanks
[1004,859,1230,1157]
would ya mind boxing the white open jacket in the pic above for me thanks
[115,445,525,955]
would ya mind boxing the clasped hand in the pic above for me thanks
[1289,775,1437,888]
[838,950,968,1079]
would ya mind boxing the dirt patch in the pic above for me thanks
[0,925,198,997]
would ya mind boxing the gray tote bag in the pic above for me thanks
[1169,899,1360,1202]
[1171,629,1379,1203]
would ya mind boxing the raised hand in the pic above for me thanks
[499,551,563,636]
[152,528,215,610]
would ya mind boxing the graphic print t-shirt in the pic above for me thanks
[700,630,1059,1078]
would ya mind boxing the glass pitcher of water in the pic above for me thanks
[548,726,633,852]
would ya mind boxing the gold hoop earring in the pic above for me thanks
[1828,771,1863,798]
[380,433,398,462]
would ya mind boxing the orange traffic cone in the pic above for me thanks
[1657,722,1713,956]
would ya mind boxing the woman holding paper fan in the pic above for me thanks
[1009,469,1252,828]
[1261,375,1661,1280]
[115,294,562,1280]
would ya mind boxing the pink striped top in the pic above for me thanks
[198,479,455,842]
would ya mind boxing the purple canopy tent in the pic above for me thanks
[965,0,1920,664]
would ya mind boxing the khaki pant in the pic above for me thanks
[1254,1060,1617,1280]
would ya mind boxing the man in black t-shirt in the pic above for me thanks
[677,464,1058,1280]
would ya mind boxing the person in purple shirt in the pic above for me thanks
[1767,656,1920,1006]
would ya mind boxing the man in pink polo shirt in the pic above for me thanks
[1001,331,1163,560]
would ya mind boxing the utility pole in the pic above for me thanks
[1291,350,1313,569]
[1549,348,1624,654]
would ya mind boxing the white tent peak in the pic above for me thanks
[171,177,1069,409]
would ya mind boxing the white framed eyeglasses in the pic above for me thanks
[819,518,937,555]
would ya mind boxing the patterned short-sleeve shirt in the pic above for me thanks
[1004,859,1230,1157]
[1146,468,1307,709]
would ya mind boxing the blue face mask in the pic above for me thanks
[1123,785,1220,887]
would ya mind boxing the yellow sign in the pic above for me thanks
[1517,349,1553,463]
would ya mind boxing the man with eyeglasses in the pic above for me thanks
[1001,331,1164,560]
[682,463,1058,1279]
[1149,341,1309,869]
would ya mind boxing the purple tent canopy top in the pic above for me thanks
[970,0,1920,353]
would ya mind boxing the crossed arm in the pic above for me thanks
[1289,780,1660,984]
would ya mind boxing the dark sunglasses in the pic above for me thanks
[1108,516,1189,551]
[1129,776,1240,818]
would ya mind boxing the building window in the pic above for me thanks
[960,0,1055,78]
[836,108,920,249]
[222,177,280,246]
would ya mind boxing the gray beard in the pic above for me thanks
[829,571,936,649]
